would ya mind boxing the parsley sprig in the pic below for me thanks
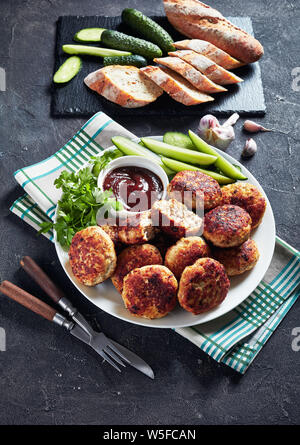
[39,149,123,248]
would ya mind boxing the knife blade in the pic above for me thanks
[70,324,154,379]
[66,306,154,377]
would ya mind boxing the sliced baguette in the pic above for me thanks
[169,50,243,85]
[164,0,264,64]
[84,65,163,108]
[140,66,214,106]
[154,56,227,93]
[174,40,243,70]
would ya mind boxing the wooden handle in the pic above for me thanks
[0,280,57,322]
[20,256,64,304]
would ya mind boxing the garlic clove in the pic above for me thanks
[224,112,240,127]
[243,120,271,133]
[212,126,235,150]
[242,138,257,158]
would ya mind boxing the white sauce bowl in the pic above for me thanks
[97,155,169,218]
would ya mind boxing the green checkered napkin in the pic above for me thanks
[10,112,300,374]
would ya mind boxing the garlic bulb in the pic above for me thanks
[198,114,219,130]
[198,113,239,150]
[242,138,257,158]
[243,120,271,133]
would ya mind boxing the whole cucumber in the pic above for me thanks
[101,29,162,59]
[73,28,105,42]
[122,8,175,54]
[103,55,148,68]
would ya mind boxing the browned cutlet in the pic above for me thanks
[99,224,120,244]
[151,198,203,239]
[178,257,230,314]
[118,210,157,244]
[221,182,266,229]
[111,244,163,294]
[168,170,222,210]
[69,226,116,286]
[203,204,252,247]
[212,239,260,276]
[122,265,178,319]
[164,236,211,278]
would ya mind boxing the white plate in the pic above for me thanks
[55,137,276,329]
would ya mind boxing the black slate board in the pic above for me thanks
[51,15,265,117]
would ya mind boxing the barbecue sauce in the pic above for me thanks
[103,166,163,212]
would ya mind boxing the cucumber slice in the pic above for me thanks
[188,130,247,180]
[73,28,106,42]
[141,137,217,166]
[111,136,173,175]
[122,8,175,54]
[163,132,195,150]
[62,44,131,57]
[103,55,147,68]
[101,30,162,59]
[53,56,82,83]
[161,157,235,185]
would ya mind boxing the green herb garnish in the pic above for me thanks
[91,148,122,177]
[39,150,123,248]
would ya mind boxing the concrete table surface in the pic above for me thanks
[0,0,299,425]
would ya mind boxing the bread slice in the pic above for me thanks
[154,56,226,93]
[164,0,264,64]
[174,40,243,70]
[140,66,214,106]
[169,50,243,85]
[84,65,163,108]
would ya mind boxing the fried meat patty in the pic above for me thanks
[203,204,252,247]
[118,210,157,244]
[122,265,178,319]
[99,224,120,244]
[213,239,260,276]
[111,244,163,294]
[69,226,116,286]
[167,170,222,210]
[178,258,230,315]
[164,236,211,278]
[151,198,203,239]
[221,182,266,229]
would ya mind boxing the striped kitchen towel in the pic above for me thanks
[176,238,300,373]
[13,111,134,221]
[10,112,300,374]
